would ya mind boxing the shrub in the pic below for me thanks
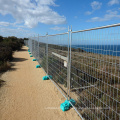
[0,36,3,42]
[0,43,13,61]
[0,36,25,73]
[0,61,11,72]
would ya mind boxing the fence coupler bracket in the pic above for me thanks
[42,75,52,80]
[60,99,76,111]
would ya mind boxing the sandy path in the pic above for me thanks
[0,46,80,120]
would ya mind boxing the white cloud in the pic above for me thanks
[0,0,66,28]
[74,16,78,19]
[50,26,66,31]
[108,0,119,6]
[0,27,36,38]
[0,22,10,26]
[85,11,92,15]
[85,1,102,15]
[91,1,102,10]
[87,10,120,22]
[0,21,28,29]
[39,0,58,6]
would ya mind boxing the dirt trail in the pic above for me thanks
[0,46,80,120]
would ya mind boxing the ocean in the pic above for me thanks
[72,45,120,56]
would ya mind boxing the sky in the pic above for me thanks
[0,0,120,38]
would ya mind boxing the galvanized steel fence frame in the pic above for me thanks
[24,23,120,120]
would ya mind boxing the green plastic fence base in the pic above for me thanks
[30,55,33,57]
[29,53,31,54]
[42,75,52,80]
[32,59,36,61]
[60,99,76,111]
[36,65,41,68]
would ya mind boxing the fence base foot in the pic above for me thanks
[30,55,33,57]
[29,53,31,54]
[60,99,76,111]
[42,75,52,80]
[28,49,30,52]
[36,65,41,68]
[32,59,36,61]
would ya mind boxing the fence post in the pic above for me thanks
[46,33,48,75]
[38,34,39,61]
[69,26,72,98]
[67,26,72,100]
[32,38,33,54]
[33,35,35,57]
[31,38,32,54]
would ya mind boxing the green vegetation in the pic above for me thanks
[0,36,24,73]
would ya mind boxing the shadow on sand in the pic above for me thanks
[12,58,28,62]
[20,48,28,52]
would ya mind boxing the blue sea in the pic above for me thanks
[72,45,120,56]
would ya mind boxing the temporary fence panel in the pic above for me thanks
[47,33,69,99]
[38,36,47,72]
[70,24,120,120]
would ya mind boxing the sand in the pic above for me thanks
[0,46,80,120]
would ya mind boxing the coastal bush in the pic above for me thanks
[0,36,25,73]
[0,43,13,61]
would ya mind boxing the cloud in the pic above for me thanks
[87,10,120,22]
[85,1,102,15]
[0,0,66,28]
[0,27,36,38]
[91,1,102,10]
[0,22,10,26]
[74,16,78,19]
[50,26,66,31]
[0,21,28,29]
[85,11,92,15]
[108,0,119,6]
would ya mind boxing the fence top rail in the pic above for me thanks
[72,23,120,33]
[35,32,68,38]
[39,35,46,37]
[47,32,68,36]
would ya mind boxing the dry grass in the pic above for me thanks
[39,45,120,120]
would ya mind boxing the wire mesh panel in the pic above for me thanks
[71,25,120,120]
[28,38,32,53]
[34,38,39,60]
[47,33,69,98]
[32,39,35,55]
[24,40,28,46]
[38,36,47,72]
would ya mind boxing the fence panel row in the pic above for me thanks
[24,23,120,120]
